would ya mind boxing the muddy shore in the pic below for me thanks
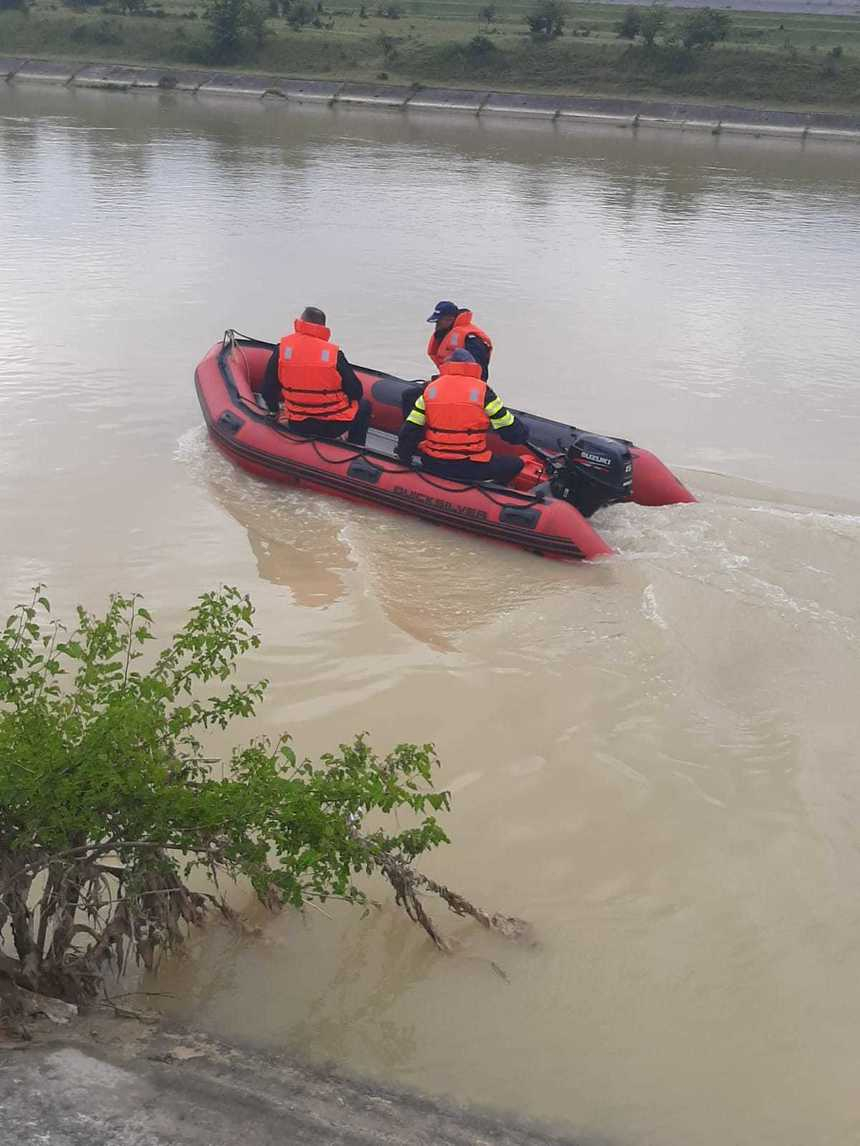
[0,1010,587,1146]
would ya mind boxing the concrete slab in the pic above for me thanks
[0,57,27,80]
[680,118,722,132]
[806,126,860,143]
[269,78,342,103]
[198,72,273,98]
[557,109,634,128]
[72,63,135,90]
[719,120,806,139]
[120,67,172,90]
[103,65,149,88]
[635,114,689,132]
[12,59,82,84]
[141,69,212,92]
[406,86,487,113]
[337,82,412,108]
[481,92,560,119]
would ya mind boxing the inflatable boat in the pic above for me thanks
[194,332,695,561]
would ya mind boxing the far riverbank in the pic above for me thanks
[2,55,859,142]
[2,2,860,117]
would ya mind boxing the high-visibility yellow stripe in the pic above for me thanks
[484,396,504,417]
[490,409,514,430]
[406,408,426,426]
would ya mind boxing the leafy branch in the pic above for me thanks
[0,588,528,1029]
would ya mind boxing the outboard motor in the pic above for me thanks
[550,433,633,518]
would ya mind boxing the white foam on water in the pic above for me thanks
[641,583,668,630]
[173,424,211,468]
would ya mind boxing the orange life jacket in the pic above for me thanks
[419,361,492,463]
[427,311,493,372]
[277,319,356,423]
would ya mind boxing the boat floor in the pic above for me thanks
[366,426,399,457]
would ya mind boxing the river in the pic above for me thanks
[2,83,859,1146]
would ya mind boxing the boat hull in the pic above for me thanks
[194,336,695,561]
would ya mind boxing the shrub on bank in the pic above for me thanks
[404,35,860,107]
[0,588,526,1030]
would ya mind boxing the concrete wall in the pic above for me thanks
[3,57,859,143]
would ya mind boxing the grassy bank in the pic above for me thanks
[2,1,860,110]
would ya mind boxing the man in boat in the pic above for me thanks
[400,301,494,420]
[427,301,493,380]
[261,307,372,446]
[396,349,528,485]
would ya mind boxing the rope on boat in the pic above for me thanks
[220,331,549,509]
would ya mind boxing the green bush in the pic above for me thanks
[639,5,668,48]
[679,6,731,50]
[203,0,268,59]
[525,0,565,40]
[69,14,122,41]
[617,6,640,40]
[0,588,481,1019]
[287,0,312,27]
[468,33,495,58]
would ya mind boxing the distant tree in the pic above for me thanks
[478,2,496,27]
[287,0,312,26]
[639,4,668,47]
[204,0,269,59]
[377,30,397,60]
[468,32,497,58]
[617,5,641,40]
[679,6,731,49]
[525,0,566,39]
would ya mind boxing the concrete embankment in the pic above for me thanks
[2,56,859,143]
[0,1012,584,1146]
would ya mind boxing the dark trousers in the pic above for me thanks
[287,398,372,447]
[420,454,524,485]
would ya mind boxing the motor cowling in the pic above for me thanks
[551,433,633,518]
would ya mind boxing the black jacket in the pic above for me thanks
[260,345,363,415]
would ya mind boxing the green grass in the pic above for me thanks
[1,1,859,111]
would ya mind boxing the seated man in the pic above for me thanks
[396,350,528,485]
[401,299,494,421]
[260,307,371,446]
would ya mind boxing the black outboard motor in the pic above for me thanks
[550,433,633,518]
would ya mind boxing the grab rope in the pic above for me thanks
[220,331,547,508]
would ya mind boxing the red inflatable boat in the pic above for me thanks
[194,332,695,561]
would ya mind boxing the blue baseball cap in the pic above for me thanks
[427,300,459,323]
[447,349,476,363]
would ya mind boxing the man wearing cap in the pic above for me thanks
[396,349,528,486]
[401,301,494,421]
[426,301,493,380]
[260,306,372,446]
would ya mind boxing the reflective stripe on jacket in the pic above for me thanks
[277,319,356,422]
[427,311,493,372]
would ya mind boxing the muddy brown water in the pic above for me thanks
[2,83,860,1146]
